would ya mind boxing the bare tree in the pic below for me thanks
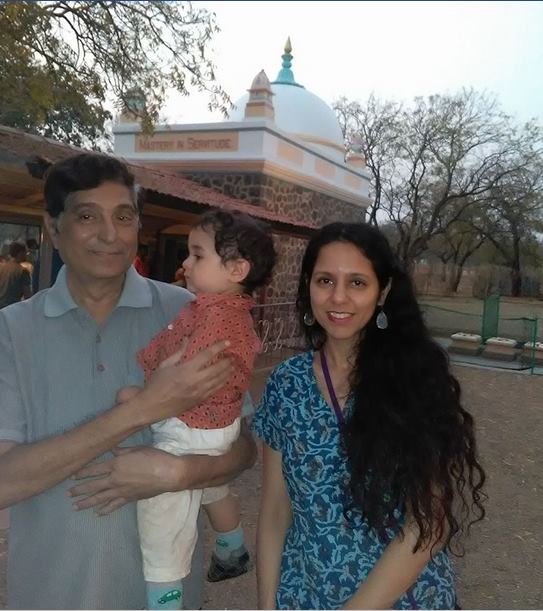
[335,90,539,270]
[335,95,402,226]
[429,204,487,292]
[472,150,543,296]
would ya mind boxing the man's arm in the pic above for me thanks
[178,419,257,489]
[0,342,233,510]
[0,400,152,510]
[68,420,257,515]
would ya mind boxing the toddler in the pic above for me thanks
[118,209,276,610]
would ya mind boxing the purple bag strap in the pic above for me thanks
[321,350,419,609]
[406,589,419,609]
[319,350,345,425]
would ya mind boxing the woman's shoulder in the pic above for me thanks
[267,350,313,385]
[254,350,313,433]
[266,350,313,396]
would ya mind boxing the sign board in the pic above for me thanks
[136,132,239,153]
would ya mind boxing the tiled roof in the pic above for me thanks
[127,161,316,230]
[0,125,316,232]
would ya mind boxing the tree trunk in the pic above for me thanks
[511,265,522,297]
[448,264,463,293]
[396,239,411,272]
[440,262,447,282]
[510,234,522,297]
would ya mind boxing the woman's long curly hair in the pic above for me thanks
[296,222,486,554]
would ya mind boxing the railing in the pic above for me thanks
[419,303,541,373]
[419,303,541,343]
[252,301,304,369]
[250,300,543,374]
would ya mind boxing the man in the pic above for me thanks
[0,153,256,609]
[0,241,32,308]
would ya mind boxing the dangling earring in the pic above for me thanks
[303,311,315,326]
[376,307,388,330]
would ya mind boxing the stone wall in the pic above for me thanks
[262,234,307,304]
[181,171,365,226]
[182,172,263,206]
[260,174,365,226]
[182,170,365,302]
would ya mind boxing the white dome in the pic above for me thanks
[227,41,346,161]
[229,83,343,147]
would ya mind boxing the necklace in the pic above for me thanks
[319,349,345,425]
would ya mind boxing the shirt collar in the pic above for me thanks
[44,265,153,318]
[117,265,153,309]
[192,293,255,310]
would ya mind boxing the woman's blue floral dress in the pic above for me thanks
[252,351,456,610]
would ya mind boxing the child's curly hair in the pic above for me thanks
[195,210,277,293]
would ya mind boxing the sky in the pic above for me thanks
[163,0,543,126]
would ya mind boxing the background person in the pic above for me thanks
[253,222,486,610]
[25,238,41,294]
[134,243,151,277]
[0,241,31,308]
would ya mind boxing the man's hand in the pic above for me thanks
[70,425,257,516]
[69,446,185,515]
[0,340,234,511]
[134,339,234,426]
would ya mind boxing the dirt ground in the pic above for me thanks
[1,363,543,609]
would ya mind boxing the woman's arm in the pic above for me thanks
[343,519,445,610]
[257,443,292,610]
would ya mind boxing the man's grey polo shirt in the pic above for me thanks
[0,266,198,609]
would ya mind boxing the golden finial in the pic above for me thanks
[284,37,292,54]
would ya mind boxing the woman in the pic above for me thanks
[252,223,486,610]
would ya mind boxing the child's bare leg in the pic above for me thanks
[116,385,143,404]
[202,490,249,582]
[203,493,240,533]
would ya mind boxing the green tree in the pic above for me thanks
[0,1,229,147]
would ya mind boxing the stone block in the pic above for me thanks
[520,341,543,366]
[448,332,483,356]
[483,337,518,361]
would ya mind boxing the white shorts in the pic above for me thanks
[137,417,240,582]
[201,483,230,505]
